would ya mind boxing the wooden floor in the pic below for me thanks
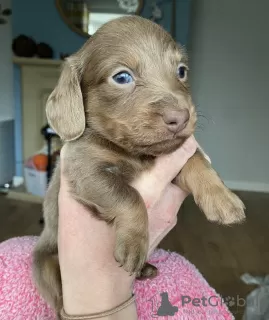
[0,195,43,241]
[1,191,269,319]
[161,191,269,319]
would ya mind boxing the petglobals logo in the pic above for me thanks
[180,295,245,308]
[148,292,248,318]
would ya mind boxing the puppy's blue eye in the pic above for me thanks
[113,72,133,84]
[178,65,187,79]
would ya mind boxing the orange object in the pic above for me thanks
[32,154,48,171]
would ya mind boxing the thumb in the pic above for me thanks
[148,183,188,256]
[132,135,197,208]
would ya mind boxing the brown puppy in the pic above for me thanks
[32,16,245,316]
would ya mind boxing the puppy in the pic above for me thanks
[33,16,245,315]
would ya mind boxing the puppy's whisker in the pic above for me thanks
[195,128,205,133]
[196,107,214,125]
[197,115,210,126]
[195,125,205,132]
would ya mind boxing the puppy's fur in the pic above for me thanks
[33,16,245,315]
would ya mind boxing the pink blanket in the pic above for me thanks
[0,236,234,319]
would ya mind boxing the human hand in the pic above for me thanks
[58,136,198,317]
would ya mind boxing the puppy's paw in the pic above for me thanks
[114,229,149,274]
[196,184,246,225]
[136,263,158,280]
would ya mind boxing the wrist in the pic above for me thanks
[61,295,137,320]
[62,268,135,315]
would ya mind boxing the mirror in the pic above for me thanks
[56,0,144,37]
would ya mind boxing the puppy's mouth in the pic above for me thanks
[138,117,195,155]
[134,136,188,156]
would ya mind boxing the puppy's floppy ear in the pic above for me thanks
[46,57,85,141]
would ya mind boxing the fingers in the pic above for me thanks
[154,136,198,182]
[132,135,197,208]
[148,183,188,255]
[148,184,187,233]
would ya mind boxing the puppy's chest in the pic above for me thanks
[104,156,155,182]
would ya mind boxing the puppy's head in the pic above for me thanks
[47,16,197,156]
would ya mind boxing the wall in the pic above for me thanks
[13,0,191,175]
[12,0,190,58]
[0,0,13,120]
[12,1,86,59]
[13,0,86,175]
[0,0,15,185]
[188,0,269,192]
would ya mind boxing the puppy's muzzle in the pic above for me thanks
[162,109,190,133]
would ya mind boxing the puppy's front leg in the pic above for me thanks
[67,164,152,276]
[175,150,246,224]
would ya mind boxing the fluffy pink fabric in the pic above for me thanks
[0,237,234,320]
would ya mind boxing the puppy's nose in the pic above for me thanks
[162,109,190,133]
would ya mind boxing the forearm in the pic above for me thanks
[61,270,136,316]
[58,179,137,319]
[60,260,138,319]
[60,269,137,319]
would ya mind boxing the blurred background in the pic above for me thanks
[0,0,268,318]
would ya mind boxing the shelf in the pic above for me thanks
[5,184,43,204]
[13,56,62,67]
